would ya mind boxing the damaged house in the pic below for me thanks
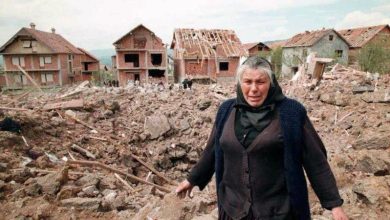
[113,24,167,86]
[243,42,271,57]
[282,28,350,77]
[338,24,390,65]
[0,23,97,88]
[171,28,247,83]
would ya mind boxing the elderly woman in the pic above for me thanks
[176,56,348,220]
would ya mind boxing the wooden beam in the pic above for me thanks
[67,160,172,193]
[5,90,33,107]
[42,99,84,111]
[0,106,30,111]
[16,65,43,92]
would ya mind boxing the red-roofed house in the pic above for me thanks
[0,23,98,88]
[243,42,271,56]
[338,24,390,64]
[282,28,350,76]
[113,24,167,86]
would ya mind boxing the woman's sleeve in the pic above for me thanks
[187,124,217,190]
[302,116,344,210]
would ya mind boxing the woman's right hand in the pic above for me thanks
[175,180,194,199]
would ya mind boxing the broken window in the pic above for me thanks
[84,63,89,71]
[151,54,162,66]
[148,69,165,78]
[219,62,229,71]
[335,50,343,58]
[12,56,25,67]
[134,74,140,81]
[22,40,32,48]
[329,35,334,41]
[124,54,139,67]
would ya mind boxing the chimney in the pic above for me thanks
[30,22,36,29]
[51,28,56,34]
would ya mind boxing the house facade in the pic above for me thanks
[282,29,350,77]
[0,23,97,88]
[113,24,167,86]
[338,24,390,65]
[171,28,247,83]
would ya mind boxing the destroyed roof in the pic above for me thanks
[338,24,390,48]
[78,48,99,62]
[283,29,350,48]
[171,28,248,58]
[0,27,83,54]
[243,42,271,51]
[113,24,163,45]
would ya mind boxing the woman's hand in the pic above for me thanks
[331,207,348,220]
[175,180,194,199]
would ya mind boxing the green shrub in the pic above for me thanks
[358,39,390,74]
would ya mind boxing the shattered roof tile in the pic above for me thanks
[338,24,390,48]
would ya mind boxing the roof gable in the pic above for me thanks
[284,29,350,48]
[113,24,163,45]
[0,27,83,54]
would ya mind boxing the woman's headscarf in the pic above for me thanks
[234,59,285,147]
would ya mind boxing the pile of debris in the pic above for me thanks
[0,81,234,219]
[281,64,390,219]
[0,64,389,219]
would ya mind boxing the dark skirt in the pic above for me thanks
[218,207,256,220]
[218,207,296,220]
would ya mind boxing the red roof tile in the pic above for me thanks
[283,29,350,48]
[0,27,83,54]
[264,40,288,50]
[338,24,390,48]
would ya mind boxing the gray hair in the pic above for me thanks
[236,56,274,85]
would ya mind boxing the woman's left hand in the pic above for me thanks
[331,207,348,220]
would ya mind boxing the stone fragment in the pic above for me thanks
[144,114,171,139]
[60,197,101,211]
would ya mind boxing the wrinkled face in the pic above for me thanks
[240,68,271,107]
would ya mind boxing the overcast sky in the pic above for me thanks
[0,0,389,51]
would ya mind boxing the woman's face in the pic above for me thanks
[240,68,271,107]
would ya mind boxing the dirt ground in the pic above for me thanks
[0,65,389,220]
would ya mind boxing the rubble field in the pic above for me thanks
[0,65,389,220]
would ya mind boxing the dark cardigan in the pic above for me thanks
[214,98,317,219]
